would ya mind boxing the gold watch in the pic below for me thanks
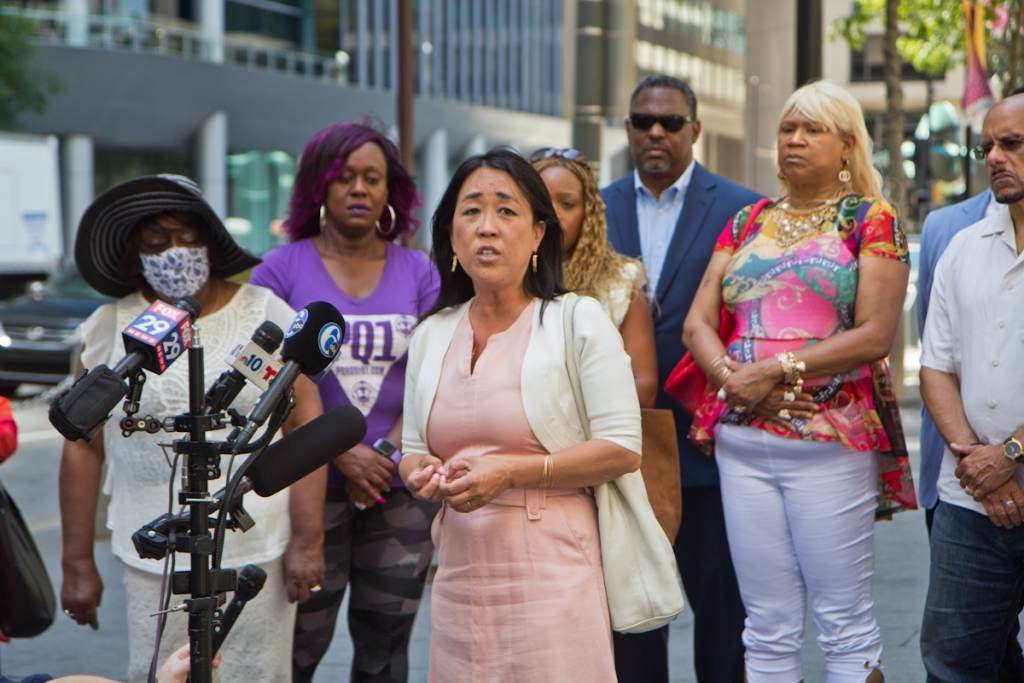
[1003,436,1024,464]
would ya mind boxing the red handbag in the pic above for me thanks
[663,198,772,414]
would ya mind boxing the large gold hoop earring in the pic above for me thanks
[375,204,399,239]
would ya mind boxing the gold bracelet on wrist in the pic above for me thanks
[541,455,553,490]
[711,355,733,385]
[775,351,806,386]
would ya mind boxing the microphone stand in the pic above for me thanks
[134,328,236,682]
[126,327,296,683]
[183,333,218,682]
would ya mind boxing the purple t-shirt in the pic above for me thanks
[250,238,439,488]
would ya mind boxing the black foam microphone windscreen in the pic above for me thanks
[247,405,367,497]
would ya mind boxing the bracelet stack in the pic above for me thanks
[710,355,732,386]
[776,352,806,419]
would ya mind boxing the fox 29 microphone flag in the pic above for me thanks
[49,297,200,442]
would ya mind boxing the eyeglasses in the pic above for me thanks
[530,147,589,163]
[627,113,696,133]
[972,136,1024,160]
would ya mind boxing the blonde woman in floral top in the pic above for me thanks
[683,80,917,683]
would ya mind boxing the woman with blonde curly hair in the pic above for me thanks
[531,148,658,407]
[683,79,916,682]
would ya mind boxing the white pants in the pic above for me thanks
[715,425,882,683]
[122,556,295,683]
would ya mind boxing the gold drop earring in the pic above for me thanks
[838,158,852,184]
[532,252,538,273]
[451,254,458,273]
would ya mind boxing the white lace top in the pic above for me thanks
[599,260,647,328]
[79,284,297,573]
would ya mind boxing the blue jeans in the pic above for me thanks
[921,501,1024,682]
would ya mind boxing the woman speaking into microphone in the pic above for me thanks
[59,175,324,683]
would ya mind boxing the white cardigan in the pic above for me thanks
[402,295,642,460]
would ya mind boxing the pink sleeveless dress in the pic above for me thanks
[425,302,615,683]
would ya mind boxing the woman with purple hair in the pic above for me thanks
[251,121,439,683]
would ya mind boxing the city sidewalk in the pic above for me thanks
[1,400,935,681]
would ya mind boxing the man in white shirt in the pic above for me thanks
[920,93,1024,681]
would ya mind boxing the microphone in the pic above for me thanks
[232,302,345,450]
[246,405,367,497]
[204,321,284,414]
[49,297,200,441]
[118,296,201,375]
[211,564,267,655]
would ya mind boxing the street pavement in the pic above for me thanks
[1,393,939,681]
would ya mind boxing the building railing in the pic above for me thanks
[1,7,349,85]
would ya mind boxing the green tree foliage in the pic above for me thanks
[834,0,1024,91]
[0,13,59,130]
[834,0,962,78]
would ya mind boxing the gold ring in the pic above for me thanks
[309,584,322,593]
[778,409,792,421]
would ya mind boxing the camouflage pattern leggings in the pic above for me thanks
[292,486,437,683]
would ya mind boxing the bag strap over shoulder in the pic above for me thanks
[561,294,590,440]
[733,197,774,245]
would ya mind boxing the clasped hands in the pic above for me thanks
[952,441,1024,528]
[717,357,818,426]
[406,454,512,513]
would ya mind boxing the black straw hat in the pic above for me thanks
[74,174,261,298]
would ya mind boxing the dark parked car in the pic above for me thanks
[0,266,110,395]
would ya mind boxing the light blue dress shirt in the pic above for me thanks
[633,161,695,295]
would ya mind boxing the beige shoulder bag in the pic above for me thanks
[561,294,685,633]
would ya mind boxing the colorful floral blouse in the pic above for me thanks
[690,194,918,516]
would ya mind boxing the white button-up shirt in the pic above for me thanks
[634,161,695,296]
[921,203,1024,514]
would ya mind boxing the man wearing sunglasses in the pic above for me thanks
[915,87,1024,683]
[603,74,760,683]
[919,92,1024,681]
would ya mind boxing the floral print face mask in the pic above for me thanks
[139,246,211,300]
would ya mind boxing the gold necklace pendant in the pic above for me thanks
[772,205,837,248]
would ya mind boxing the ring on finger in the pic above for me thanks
[1006,500,1016,508]
[716,388,728,402]
[783,390,796,402]
[778,408,792,421]
[309,584,322,593]
[965,486,975,497]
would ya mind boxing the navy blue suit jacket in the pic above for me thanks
[603,163,761,487]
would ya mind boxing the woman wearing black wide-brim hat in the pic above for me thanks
[59,175,327,682]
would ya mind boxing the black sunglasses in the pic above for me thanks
[972,136,1024,160]
[627,113,695,133]
[530,147,589,163]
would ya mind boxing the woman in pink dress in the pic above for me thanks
[398,149,642,682]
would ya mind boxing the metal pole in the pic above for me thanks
[396,0,415,247]
[397,0,415,174]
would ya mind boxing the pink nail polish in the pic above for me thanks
[376,496,386,504]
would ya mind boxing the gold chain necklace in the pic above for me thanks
[770,200,839,248]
